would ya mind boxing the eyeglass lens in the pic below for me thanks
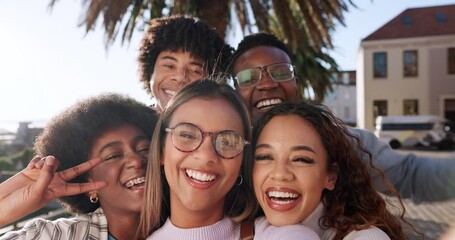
[235,63,294,88]
[166,123,247,159]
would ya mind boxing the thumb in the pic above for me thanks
[35,156,57,194]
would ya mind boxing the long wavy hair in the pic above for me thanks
[251,102,419,240]
[137,79,258,239]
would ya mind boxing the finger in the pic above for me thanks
[34,157,47,169]
[58,158,102,181]
[55,181,108,197]
[26,156,43,169]
[34,156,57,194]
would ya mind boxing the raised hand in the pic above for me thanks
[0,156,107,227]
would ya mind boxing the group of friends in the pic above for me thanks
[1,15,455,240]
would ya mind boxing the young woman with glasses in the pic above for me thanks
[137,79,318,240]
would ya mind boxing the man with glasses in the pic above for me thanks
[230,32,455,203]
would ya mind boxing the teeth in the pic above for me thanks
[267,191,299,198]
[164,89,177,96]
[186,169,216,182]
[125,177,145,188]
[256,98,282,109]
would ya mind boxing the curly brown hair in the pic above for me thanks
[34,93,159,214]
[138,15,234,96]
[251,102,418,240]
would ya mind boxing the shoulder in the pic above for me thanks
[254,217,319,240]
[1,209,108,240]
[342,226,390,240]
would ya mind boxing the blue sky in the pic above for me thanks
[1,0,454,132]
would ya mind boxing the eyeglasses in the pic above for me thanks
[235,63,295,89]
[165,123,249,159]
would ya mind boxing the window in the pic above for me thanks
[403,50,418,77]
[403,99,419,115]
[373,52,387,78]
[402,16,412,26]
[449,48,455,75]
[373,100,388,125]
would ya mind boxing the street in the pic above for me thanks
[396,149,455,239]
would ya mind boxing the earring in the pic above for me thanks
[89,192,99,203]
[236,175,243,186]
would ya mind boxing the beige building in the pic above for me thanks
[357,4,455,130]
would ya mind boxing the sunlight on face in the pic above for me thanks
[253,115,336,226]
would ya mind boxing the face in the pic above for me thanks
[163,97,244,227]
[253,115,337,226]
[233,46,300,124]
[88,124,150,218]
[151,49,207,111]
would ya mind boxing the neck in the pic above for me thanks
[104,210,140,240]
[169,205,224,228]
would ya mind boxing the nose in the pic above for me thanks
[174,68,190,87]
[191,135,218,163]
[125,152,146,170]
[256,69,278,90]
[269,162,294,181]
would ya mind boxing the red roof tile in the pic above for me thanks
[363,4,455,41]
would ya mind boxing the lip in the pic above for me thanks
[183,168,218,189]
[264,187,301,211]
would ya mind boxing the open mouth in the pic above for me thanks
[124,176,145,189]
[185,169,216,183]
[267,190,300,205]
[164,89,177,98]
[255,98,282,111]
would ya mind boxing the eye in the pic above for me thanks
[187,68,203,77]
[291,156,315,165]
[254,154,273,161]
[104,152,123,161]
[178,131,197,140]
[163,64,175,70]
[137,146,150,155]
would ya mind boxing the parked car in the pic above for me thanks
[374,115,454,150]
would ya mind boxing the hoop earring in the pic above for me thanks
[236,175,243,186]
[89,192,99,203]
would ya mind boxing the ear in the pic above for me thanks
[325,163,338,191]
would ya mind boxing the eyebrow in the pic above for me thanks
[98,135,149,155]
[159,55,204,68]
[255,143,316,154]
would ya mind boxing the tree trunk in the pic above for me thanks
[195,0,230,38]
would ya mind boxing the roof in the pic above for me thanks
[363,4,455,41]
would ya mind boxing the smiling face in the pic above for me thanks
[151,49,207,111]
[233,46,300,124]
[163,97,244,228]
[253,114,336,226]
[88,124,150,218]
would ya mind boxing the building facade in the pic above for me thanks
[357,4,455,130]
[323,70,357,126]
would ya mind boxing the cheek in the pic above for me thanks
[237,89,253,107]
[281,81,299,100]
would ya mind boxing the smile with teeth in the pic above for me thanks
[164,89,177,97]
[124,177,145,188]
[267,190,300,205]
[186,169,216,182]
[256,98,282,109]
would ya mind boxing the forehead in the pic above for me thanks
[169,97,244,133]
[234,46,291,73]
[258,115,326,154]
[156,49,204,63]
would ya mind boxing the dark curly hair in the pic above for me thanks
[228,32,291,74]
[251,102,418,240]
[34,93,159,214]
[138,15,234,96]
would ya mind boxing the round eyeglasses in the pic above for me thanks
[165,122,249,159]
[235,62,295,89]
